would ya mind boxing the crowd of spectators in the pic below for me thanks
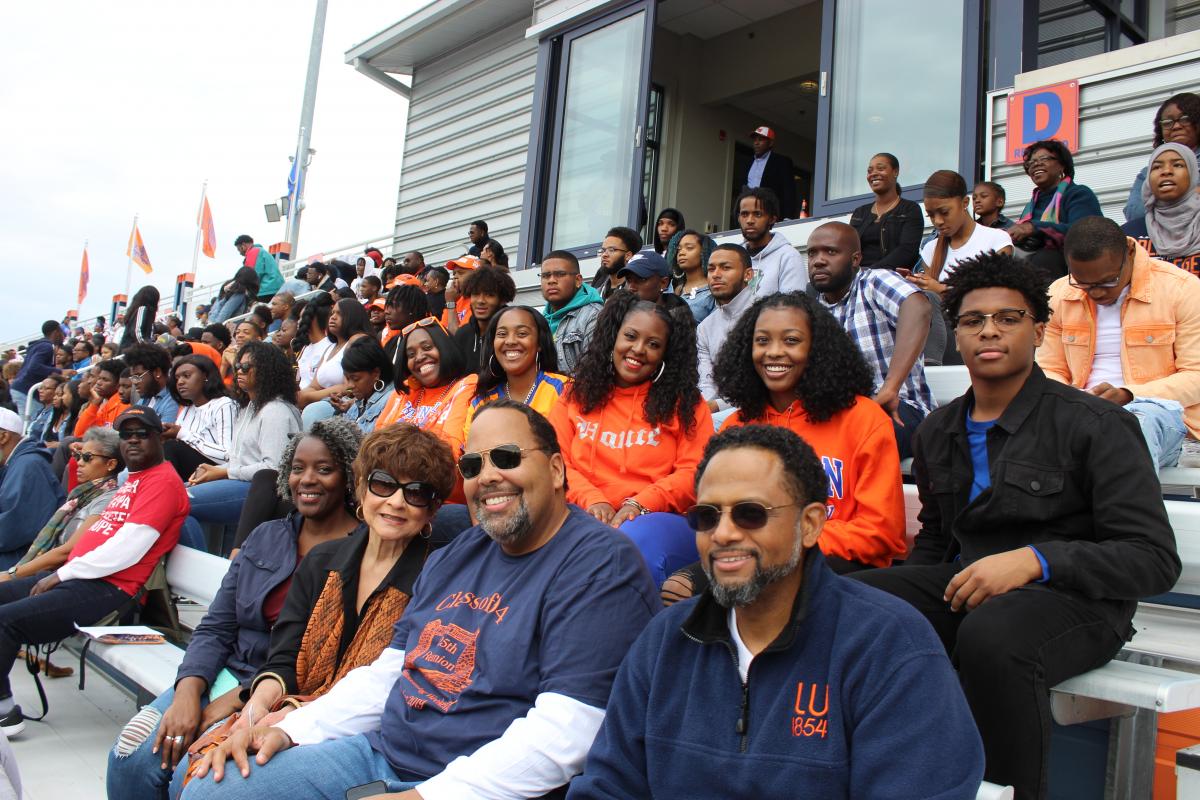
[0,99,1197,799]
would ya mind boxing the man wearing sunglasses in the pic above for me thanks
[1038,215,1200,471]
[569,424,983,798]
[855,253,1180,797]
[188,399,657,799]
[0,406,189,736]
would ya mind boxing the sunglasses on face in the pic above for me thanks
[457,444,539,480]
[685,501,798,532]
[78,452,113,464]
[235,363,255,374]
[118,428,153,441]
[366,470,439,507]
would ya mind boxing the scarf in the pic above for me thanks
[1018,177,1073,249]
[1141,142,1200,259]
[544,282,603,335]
[18,476,117,565]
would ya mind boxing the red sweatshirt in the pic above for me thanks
[722,396,905,567]
[549,383,713,513]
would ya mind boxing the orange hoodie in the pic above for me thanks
[74,394,130,438]
[721,396,905,567]
[549,383,713,513]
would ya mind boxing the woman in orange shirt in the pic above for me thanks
[662,292,905,603]
[548,293,712,586]
[375,317,473,450]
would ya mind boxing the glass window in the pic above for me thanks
[825,0,966,201]
[550,11,646,250]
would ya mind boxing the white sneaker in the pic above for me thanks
[1179,439,1200,469]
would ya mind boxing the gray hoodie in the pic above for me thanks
[745,231,806,297]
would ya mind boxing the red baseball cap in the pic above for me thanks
[751,126,775,140]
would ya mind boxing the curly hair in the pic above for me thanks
[235,340,298,409]
[714,293,873,424]
[475,306,560,398]
[697,424,827,507]
[353,424,456,504]
[275,416,363,510]
[941,251,1051,324]
[294,292,333,350]
[121,342,172,374]
[1153,92,1200,148]
[1022,139,1075,179]
[568,291,701,433]
[460,265,517,304]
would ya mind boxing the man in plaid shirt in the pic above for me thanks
[809,221,934,458]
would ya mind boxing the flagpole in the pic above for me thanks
[80,238,88,309]
[125,214,137,302]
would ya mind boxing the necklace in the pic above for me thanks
[415,382,455,410]
[506,373,540,405]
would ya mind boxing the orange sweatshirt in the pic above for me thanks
[376,375,476,455]
[721,396,905,567]
[74,394,130,438]
[548,383,713,513]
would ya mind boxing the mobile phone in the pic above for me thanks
[345,781,388,800]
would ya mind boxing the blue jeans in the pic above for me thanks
[1126,397,1187,470]
[186,479,252,555]
[619,512,698,589]
[10,391,27,423]
[106,686,208,800]
[178,733,420,800]
[301,399,336,430]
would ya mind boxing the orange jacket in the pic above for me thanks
[1037,238,1200,438]
[376,375,476,455]
[721,397,906,567]
[548,383,713,513]
[74,394,130,438]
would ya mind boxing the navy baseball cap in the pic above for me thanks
[114,406,164,432]
[618,252,670,280]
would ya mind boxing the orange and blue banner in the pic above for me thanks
[199,196,217,258]
[127,223,153,274]
[1005,80,1080,164]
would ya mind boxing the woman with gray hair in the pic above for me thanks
[106,417,364,800]
[1,427,122,582]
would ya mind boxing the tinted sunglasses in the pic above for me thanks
[235,363,255,374]
[401,316,446,337]
[117,428,153,441]
[78,452,114,464]
[457,444,539,480]
[366,470,439,508]
[685,501,798,532]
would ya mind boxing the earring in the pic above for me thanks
[534,351,540,375]
[356,506,365,521]
[420,522,432,540]
[373,379,386,392]
[489,355,504,378]
[652,361,666,383]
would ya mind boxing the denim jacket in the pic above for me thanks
[908,366,1181,637]
[174,515,306,690]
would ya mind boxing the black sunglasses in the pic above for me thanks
[457,444,540,480]
[78,452,114,464]
[118,428,153,441]
[366,470,438,508]
[685,501,798,532]
[235,363,255,374]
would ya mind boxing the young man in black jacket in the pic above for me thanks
[854,252,1181,799]
[451,265,515,371]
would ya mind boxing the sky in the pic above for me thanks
[0,1,428,343]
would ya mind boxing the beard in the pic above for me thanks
[702,529,804,608]
[473,491,534,548]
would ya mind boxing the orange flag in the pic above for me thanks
[78,246,89,305]
[199,195,217,258]
[127,223,153,274]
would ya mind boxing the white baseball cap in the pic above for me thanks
[0,409,21,436]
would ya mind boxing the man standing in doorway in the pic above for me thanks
[740,126,797,220]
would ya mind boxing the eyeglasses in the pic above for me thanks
[400,316,446,337]
[234,363,255,374]
[1025,155,1059,169]
[117,428,152,441]
[685,501,799,532]
[1067,254,1128,291]
[538,270,577,281]
[128,370,148,382]
[78,452,113,464]
[953,309,1033,332]
[1161,115,1193,129]
[598,247,628,256]
[366,470,439,508]
[457,444,540,480]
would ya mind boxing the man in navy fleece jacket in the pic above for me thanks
[569,425,984,800]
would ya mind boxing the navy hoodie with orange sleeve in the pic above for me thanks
[548,383,713,513]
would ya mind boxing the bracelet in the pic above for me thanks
[621,498,650,516]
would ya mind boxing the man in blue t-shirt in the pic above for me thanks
[183,400,658,800]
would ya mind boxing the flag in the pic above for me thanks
[199,195,217,258]
[78,247,89,305]
[127,223,152,274]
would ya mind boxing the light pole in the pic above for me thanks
[286,0,327,260]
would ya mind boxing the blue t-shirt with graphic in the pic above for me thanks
[367,506,658,779]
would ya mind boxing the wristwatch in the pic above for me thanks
[6,567,17,578]
[621,498,650,516]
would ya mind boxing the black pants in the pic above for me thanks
[232,470,294,551]
[0,572,129,698]
[162,440,215,483]
[893,401,926,461]
[852,563,1125,799]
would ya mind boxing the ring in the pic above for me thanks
[172,735,184,743]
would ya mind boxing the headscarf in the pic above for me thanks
[1142,142,1200,259]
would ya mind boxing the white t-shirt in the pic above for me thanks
[919,224,1013,279]
[728,607,754,683]
[1086,286,1130,391]
[296,338,335,388]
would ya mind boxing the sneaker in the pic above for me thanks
[1180,439,1200,469]
[0,705,24,737]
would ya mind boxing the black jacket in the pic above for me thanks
[849,198,924,270]
[740,150,798,219]
[452,317,488,371]
[908,365,1181,636]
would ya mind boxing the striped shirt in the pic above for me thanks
[175,396,238,464]
[818,269,934,414]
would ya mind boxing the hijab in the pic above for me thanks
[1142,142,1200,259]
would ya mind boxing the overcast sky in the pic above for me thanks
[0,1,428,343]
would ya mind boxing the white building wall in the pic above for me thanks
[392,19,536,262]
